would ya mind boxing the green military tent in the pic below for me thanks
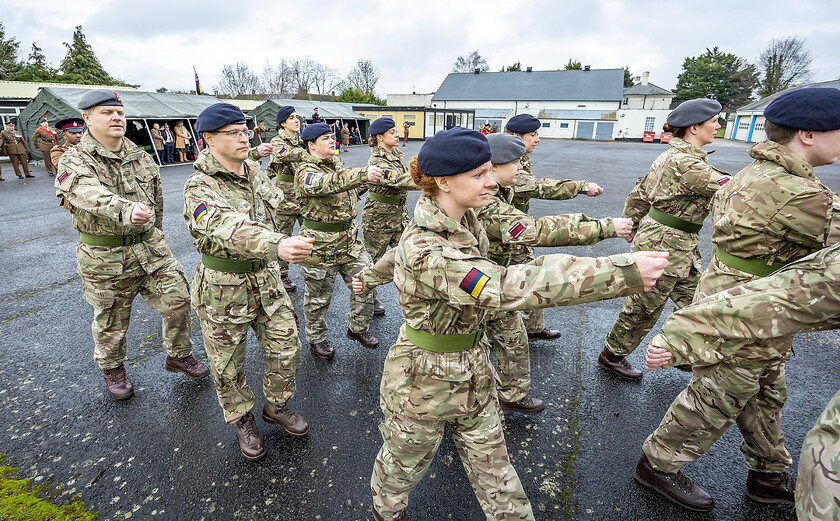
[17,88,255,165]
[250,99,370,143]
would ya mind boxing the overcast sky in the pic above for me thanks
[4,0,839,97]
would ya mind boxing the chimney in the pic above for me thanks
[642,71,649,86]
[584,65,591,71]
[634,76,640,83]
[474,68,480,74]
[526,67,532,72]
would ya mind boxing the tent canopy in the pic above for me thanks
[250,99,370,142]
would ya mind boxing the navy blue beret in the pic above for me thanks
[77,89,123,110]
[765,88,840,131]
[275,105,295,125]
[667,98,721,127]
[505,114,541,134]
[369,117,395,136]
[195,103,246,133]
[300,122,331,141]
[417,127,491,177]
[56,117,85,133]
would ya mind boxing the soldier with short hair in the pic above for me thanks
[32,116,58,176]
[55,89,209,400]
[50,117,84,168]
[1,120,33,178]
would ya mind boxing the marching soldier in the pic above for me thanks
[55,89,209,400]
[32,116,59,176]
[184,103,314,460]
[50,117,85,168]
[1,120,33,178]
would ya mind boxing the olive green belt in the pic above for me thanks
[647,207,703,234]
[276,174,295,182]
[714,246,787,278]
[405,323,486,353]
[487,253,510,267]
[513,202,530,213]
[79,230,154,247]
[202,253,266,273]
[302,219,352,233]
[368,192,406,206]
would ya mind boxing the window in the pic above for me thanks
[738,119,750,130]
[644,117,655,132]
[754,121,764,132]
[382,114,393,119]
[559,123,569,129]
[542,122,550,128]
[578,104,586,108]
[622,98,628,106]
[403,115,416,125]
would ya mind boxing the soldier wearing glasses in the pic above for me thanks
[184,103,315,460]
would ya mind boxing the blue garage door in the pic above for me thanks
[595,122,614,140]
[575,122,594,139]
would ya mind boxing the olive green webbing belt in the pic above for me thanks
[487,253,511,267]
[513,202,530,213]
[647,207,703,234]
[201,253,266,273]
[404,323,485,353]
[714,246,788,278]
[78,230,154,247]
[368,192,406,206]
[302,219,352,233]
[276,174,295,182]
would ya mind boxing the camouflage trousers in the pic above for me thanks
[299,251,373,344]
[80,257,192,370]
[273,213,300,276]
[604,271,698,357]
[797,388,840,521]
[509,244,544,334]
[486,310,531,403]
[197,286,301,424]
[643,358,792,474]
[362,206,405,303]
[371,340,533,521]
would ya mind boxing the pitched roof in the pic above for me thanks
[432,69,624,102]
[623,82,675,96]
[0,80,137,100]
[35,87,222,118]
[738,78,840,112]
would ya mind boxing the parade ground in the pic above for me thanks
[1,138,838,520]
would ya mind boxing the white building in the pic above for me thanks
[430,68,624,139]
[615,72,676,141]
[387,93,433,107]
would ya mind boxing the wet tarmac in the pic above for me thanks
[1,138,838,520]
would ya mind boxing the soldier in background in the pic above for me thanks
[50,117,85,168]
[352,127,668,521]
[642,242,840,520]
[599,98,728,380]
[55,89,209,400]
[633,87,840,511]
[32,116,58,176]
[184,103,314,461]
[402,120,410,147]
[505,114,604,342]
[1,120,33,178]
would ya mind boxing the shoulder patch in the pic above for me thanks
[304,172,320,185]
[509,222,526,239]
[459,267,490,299]
[277,146,288,157]
[193,203,207,223]
[57,171,70,184]
[382,168,393,180]
[717,177,730,186]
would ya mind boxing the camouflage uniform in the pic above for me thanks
[604,137,730,357]
[264,131,306,277]
[509,152,590,334]
[55,132,193,370]
[295,154,373,344]
[645,243,840,519]
[642,140,840,475]
[477,182,617,402]
[184,148,300,424]
[361,195,645,520]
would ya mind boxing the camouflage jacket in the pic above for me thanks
[183,148,289,320]
[295,153,369,265]
[623,137,730,278]
[510,152,589,208]
[362,145,418,231]
[55,132,177,276]
[477,183,616,262]
[265,131,306,215]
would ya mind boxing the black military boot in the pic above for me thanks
[633,454,714,512]
[597,347,643,380]
[745,470,795,504]
[235,412,265,461]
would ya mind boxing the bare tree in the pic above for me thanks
[214,62,261,98]
[757,36,814,97]
[347,59,380,95]
[311,62,341,95]
[452,51,489,73]
[262,59,293,98]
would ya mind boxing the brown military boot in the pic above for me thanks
[347,329,379,349]
[281,274,296,293]
[103,365,134,400]
[373,299,386,316]
[235,412,265,461]
[372,506,411,521]
[633,454,714,512]
[310,340,335,359]
[165,354,210,380]
[499,396,545,414]
[527,328,561,341]
[261,402,310,436]
[597,347,643,381]
[745,470,795,504]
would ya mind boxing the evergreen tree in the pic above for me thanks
[58,26,125,85]
[335,87,384,106]
[10,42,57,82]
[0,22,22,79]
[623,67,634,87]
[674,47,758,112]
[501,62,521,72]
[564,59,582,70]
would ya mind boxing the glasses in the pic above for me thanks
[212,129,254,139]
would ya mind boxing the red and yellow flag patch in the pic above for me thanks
[459,267,490,299]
